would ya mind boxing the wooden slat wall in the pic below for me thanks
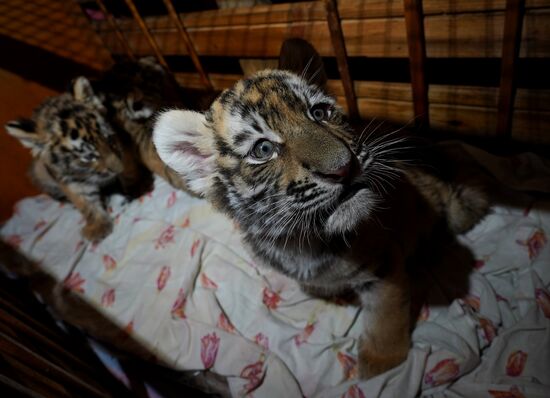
[30,0,550,144]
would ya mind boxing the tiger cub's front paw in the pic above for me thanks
[358,338,409,379]
[82,217,113,242]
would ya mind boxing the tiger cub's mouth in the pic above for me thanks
[338,182,369,204]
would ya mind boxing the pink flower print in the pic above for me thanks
[506,351,527,377]
[34,219,47,231]
[254,333,269,350]
[63,273,86,294]
[474,259,485,269]
[424,358,460,386]
[101,288,116,307]
[463,294,481,312]
[479,317,497,343]
[75,240,85,253]
[124,320,134,335]
[190,239,201,257]
[535,288,550,319]
[171,288,187,319]
[200,273,218,289]
[240,360,264,394]
[341,384,366,398]
[5,234,22,249]
[138,191,152,203]
[488,386,525,398]
[337,352,358,380]
[181,217,190,228]
[102,254,117,271]
[294,322,315,346]
[262,287,281,310]
[516,229,547,260]
[217,313,235,334]
[155,225,175,250]
[166,191,177,208]
[157,266,171,291]
[200,333,220,369]
[418,304,430,322]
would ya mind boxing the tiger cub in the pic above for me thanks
[5,77,130,241]
[91,57,196,195]
[152,69,489,378]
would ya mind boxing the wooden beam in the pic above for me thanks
[404,0,429,128]
[123,0,169,69]
[496,0,526,136]
[324,0,358,120]
[94,0,134,60]
[93,1,550,33]
[96,10,550,58]
[161,0,212,90]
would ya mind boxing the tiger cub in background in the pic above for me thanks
[5,77,135,241]
[91,57,197,195]
[152,42,489,378]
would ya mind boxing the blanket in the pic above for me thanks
[1,144,549,398]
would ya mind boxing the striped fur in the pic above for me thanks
[5,77,125,241]
[153,69,489,378]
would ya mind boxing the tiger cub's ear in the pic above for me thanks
[5,119,42,150]
[278,38,327,90]
[153,110,215,197]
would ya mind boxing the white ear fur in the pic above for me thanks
[153,109,215,196]
[5,119,41,150]
[72,76,94,101]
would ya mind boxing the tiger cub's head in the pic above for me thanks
[5,77,123,182]
[154,69,378,239]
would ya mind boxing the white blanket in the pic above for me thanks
[2,149,550,398]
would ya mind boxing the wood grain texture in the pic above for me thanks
[0,0,112,71]
[403,0,429,127]
[325,0,358,119]
[97,10,550,58]
[497,0,526,137]
[123,0,169,68]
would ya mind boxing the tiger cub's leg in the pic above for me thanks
[59,183,112,242]
[358,252,411,379]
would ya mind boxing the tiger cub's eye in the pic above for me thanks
[251,139,276,160]
[310,103,332,122]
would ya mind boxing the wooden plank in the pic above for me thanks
[325,0,358,119]
[0,310,97,375]
[123,0,169,68]
[0,332,108,397]
[92,0,550,34]
[497,0,526,136]
[512,109,550,143]
[161,0,212,89]
[403,0,429,127]
[95,0,134,60]
[2,355,72,398]
[175,74,550,112]
[98,10,550,58]
[0,0,112,70]
[174,72,240,90]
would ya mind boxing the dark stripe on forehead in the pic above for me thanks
[233,130,253,147]
[215,137,239,158]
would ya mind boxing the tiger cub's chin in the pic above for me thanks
[325,188,376,235]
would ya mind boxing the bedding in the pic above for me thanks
[1,143,550,398]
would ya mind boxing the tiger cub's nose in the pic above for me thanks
[315,155,360,184]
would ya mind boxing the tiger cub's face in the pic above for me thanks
[154,70,378,239]
[5,77,123,184]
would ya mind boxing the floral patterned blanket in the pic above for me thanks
[2,144,550,398]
